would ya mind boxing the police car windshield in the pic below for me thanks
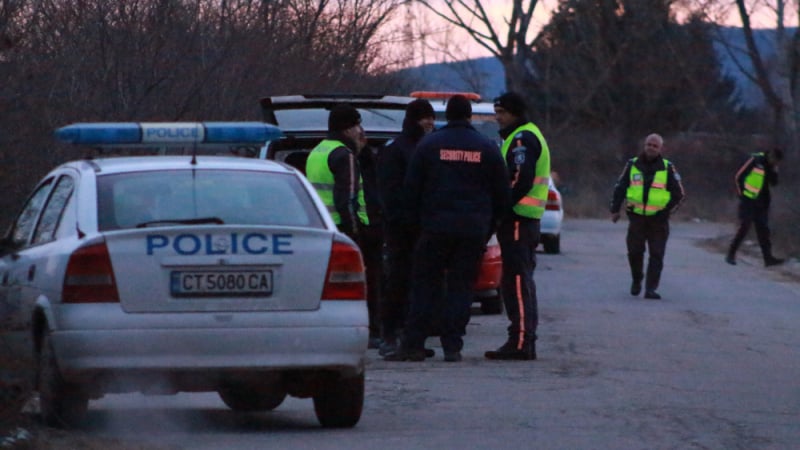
[96,170,324,231]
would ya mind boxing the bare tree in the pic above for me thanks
[695,0,799,150]
[413,0,544,95]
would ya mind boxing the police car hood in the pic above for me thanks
[103,226,335,313]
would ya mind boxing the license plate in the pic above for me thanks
[170,270,273,297]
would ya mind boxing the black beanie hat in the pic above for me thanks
[445,94,472,121]
[406,99,435,121]
[493,92,527,117]
[328,104,362,132]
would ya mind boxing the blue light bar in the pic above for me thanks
[54,122,282,146]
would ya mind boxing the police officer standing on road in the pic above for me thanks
[376,99,436,356]
[306,104,381,345]
[610,133,685,300]
[726,147,784,267]
[385,95,509,362]
[485,92,549,361]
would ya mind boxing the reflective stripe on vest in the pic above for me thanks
[500,123,551,219]
[305,139,369,225]
[626,158,671,216]
[743,153,766,199]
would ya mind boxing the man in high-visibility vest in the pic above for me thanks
[610,133,685,300]
[485,92,549,361]
[306,104,382,345]
[726,147,784,267]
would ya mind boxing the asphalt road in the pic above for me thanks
[60,218,800,450]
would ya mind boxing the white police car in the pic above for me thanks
[0,122,368,428]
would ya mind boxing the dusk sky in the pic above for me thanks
[409,1,793,62]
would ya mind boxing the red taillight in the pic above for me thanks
[321,240,366,300]
[546,190,561,211]
[62,241,120,303]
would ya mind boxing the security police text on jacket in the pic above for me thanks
[404,105,509,238]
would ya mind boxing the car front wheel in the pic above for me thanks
[313,372,364,428]
[38,332,88,427]
[542,234,561,254]
[218,385,287,411]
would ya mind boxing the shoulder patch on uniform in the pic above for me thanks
[512,147,526,165]
[673,171,681,181]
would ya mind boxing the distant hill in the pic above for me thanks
[398,27,792,109]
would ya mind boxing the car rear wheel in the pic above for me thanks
[38,332,88,427]
[542,234,561,254]
[313,372,364,428]
[218,385,287,411]
[480,290,504,315]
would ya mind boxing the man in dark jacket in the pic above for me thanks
[385,95,510,362]
[610,133,685,300]
[726,147,784,267]
[376,99,435,356]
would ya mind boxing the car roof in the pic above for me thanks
[63,155,291,176]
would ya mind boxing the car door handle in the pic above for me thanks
[27,265,36,281]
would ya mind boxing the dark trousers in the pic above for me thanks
[498,218,540,347]
[358,225,384,339]
[626,213,670,291]
[380,225,418,341]
[728,200,774,262]
[404,232,485,353]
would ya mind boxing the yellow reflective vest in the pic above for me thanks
[742,152,766,199]
[500,122,551,219]
[626,158,671,216]
[305,139,369,226]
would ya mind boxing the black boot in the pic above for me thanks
[765,256,785,267]
[484,341,536,360]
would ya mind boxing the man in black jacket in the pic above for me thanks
[376,99,435,356]
[385,95,510,362]
[726,147,784,267]
[610,133,685,300]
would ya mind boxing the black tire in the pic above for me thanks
[218,385,287,411]
[313,373,364,428]
[480,292,504,315]
[542,234,561,254]
[38,332,88,427]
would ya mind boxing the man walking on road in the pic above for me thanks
[385,95,509,363]
[610,133,685,300]
[485,92,550,361]
[725,147,784,267]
